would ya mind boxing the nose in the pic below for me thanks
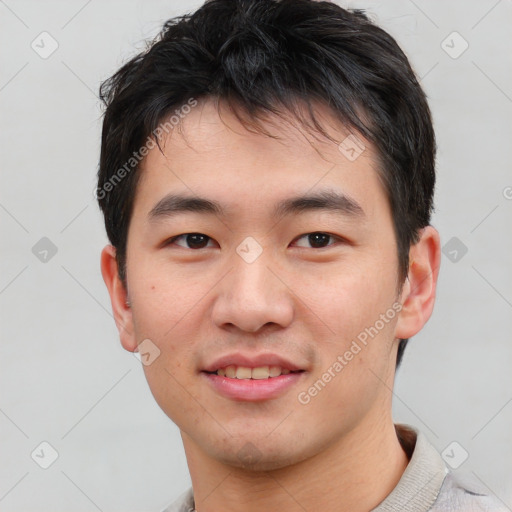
[211,246,294,335]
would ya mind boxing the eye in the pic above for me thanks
[292,232,342,249]
[164,232,343,250]
[165,233,216,249]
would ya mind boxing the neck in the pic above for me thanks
[181,414,410,512]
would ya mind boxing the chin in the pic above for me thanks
[207,438,312,472]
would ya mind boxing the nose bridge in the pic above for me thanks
[211,240,293,333]
[233,249,274,304]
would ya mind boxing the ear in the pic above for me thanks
[100,245,137,352]
[395,226,441,339]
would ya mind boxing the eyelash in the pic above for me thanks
[164,232,344,250]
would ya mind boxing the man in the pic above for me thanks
[97,0,506,510]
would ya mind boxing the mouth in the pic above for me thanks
[201,365,307,401]
[203,365,305,379]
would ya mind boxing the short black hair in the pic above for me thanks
[97,0,436,368]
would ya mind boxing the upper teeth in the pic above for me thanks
[216,365,292,379]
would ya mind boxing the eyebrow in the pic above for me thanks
[147,189,365,223]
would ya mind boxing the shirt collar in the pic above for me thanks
[372,424,448,512]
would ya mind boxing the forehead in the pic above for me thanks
[134,98,388,221]
[149,98,377,165]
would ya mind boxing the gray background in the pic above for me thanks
[1,0,511,511]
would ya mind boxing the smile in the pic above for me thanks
[205,365,303,379]
[202,368,306,401]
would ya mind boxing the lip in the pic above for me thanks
[201,371,306,401]
[202,352,306,373]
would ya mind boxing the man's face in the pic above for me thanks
[121,99,403,469]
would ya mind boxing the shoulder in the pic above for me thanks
[430,472,509,512]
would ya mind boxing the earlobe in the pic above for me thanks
[394,226,441,340]
[100,245,137,352]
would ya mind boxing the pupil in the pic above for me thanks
[187,233,208,249]
[309,233,329,248]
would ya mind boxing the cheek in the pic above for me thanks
[298,259,399,389]
[299,262,394,336]
[135,313,199,426]
[127,267,200,391]
[128,255,206,335]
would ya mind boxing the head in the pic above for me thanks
[99,0,440,470]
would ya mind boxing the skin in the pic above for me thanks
[101,98,441,512]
